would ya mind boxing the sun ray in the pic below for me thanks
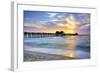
[63,15,78,34]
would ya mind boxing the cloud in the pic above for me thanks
[47,13,58,17]
[56,23,65,27]
[24,23,47,29]
[64,15,80,27]
[79,24,90,29]
[76,13,90,25]
[39,21,48,24]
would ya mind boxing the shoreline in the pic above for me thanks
[24,47,90,61]
[24,50,70,61]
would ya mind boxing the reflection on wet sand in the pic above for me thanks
[65,36,77,58]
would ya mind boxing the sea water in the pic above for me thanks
[24,35,90,59]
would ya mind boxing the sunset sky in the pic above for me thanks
[24,11,90,35]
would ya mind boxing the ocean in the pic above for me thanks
[24,35,90,59]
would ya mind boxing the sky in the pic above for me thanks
[24,11,90,35]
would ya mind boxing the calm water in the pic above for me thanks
[24,35,90,59]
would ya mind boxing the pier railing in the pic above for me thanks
[24,32,55,38]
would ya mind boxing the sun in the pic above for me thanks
[49,15,79,34]
[64,15,78,34]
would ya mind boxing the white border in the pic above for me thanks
[11,1,97,71]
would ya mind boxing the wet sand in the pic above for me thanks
[24,50,69,61]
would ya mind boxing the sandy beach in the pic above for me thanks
[24,50,69,61]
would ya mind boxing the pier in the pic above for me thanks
[24,31,78,38]
[24,32,55,38]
